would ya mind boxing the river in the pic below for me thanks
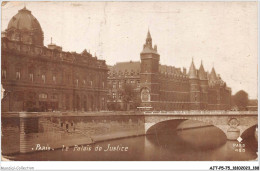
[5,126,258,161]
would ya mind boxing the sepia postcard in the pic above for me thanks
[0,1,259,170]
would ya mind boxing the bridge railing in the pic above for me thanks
[1,110,257,118]
[143,110,258,115]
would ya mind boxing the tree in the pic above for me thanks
[232,90,249,111]
[120,83,140,111]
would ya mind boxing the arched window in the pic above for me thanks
[39,93,48,99]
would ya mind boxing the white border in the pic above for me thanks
[0,0,259,170]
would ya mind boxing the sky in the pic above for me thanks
[1,1,258,99]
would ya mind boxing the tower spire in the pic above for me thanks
[199,59,207,80]
[145,29,152,48]
[147,29,151,39]
[189,58,198,79]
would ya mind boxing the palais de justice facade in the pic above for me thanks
[108,31,232,111]
[1,7,108,112]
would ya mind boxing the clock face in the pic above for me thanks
[141,88,150,102]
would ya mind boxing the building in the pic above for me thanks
[107,61,141,110]
[108,30,231,111]
[1,7,108,112]
[247,99,258,111]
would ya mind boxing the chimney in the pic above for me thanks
[183,67,186,74]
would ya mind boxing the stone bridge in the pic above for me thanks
[143,111,258,140]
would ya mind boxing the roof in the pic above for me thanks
[110,61,141,73]
[109,60,187,76]
[147,30,152,39]
[209,67,217,80]
[140,30,158,55]
[7,7,43,32]
[198,61,207,80]
[141,46,158,55]
[188,60,198,79]
[159,65,183,75]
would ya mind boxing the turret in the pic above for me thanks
[188,58,198,79]
[198,60,208,109]
[198,60,207,80]
[209,67,217,81]
[188,59,200,110]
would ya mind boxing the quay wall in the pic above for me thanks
[2,112,145,154]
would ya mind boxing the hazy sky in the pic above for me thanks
[1,1,258,98]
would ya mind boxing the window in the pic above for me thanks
[102,81,105,88]
[53,75,56,83]
[67,74,70,83]
[53,94,58,99]
[29,73,33,82]
[101,97,105,109]
[76,79,79,87]
[119,81,122,88]
[83,80,86,85]
[112,92,116,99]
[2,69,6,79]
[137,80,140,88]
[90,81,93,87]
[112,81,116,89]
[130,80,135,84]
[39,93,48,99]
[118,93,122,99]
[16,71,21,80]
[42,74,46,83]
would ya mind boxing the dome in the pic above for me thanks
[6,7,44,46]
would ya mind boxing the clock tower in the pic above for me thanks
[140,30,160,110]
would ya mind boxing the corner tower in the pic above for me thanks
[140,30,160,110]
[188,59,200,110]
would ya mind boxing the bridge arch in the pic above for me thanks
[146,118,227,139]
[144,113,258,141]
[240,124,258,140]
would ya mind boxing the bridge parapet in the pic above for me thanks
[143,111,258,115]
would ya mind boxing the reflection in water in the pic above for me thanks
[7,126,257,161]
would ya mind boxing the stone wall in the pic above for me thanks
[1,112,145,154]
